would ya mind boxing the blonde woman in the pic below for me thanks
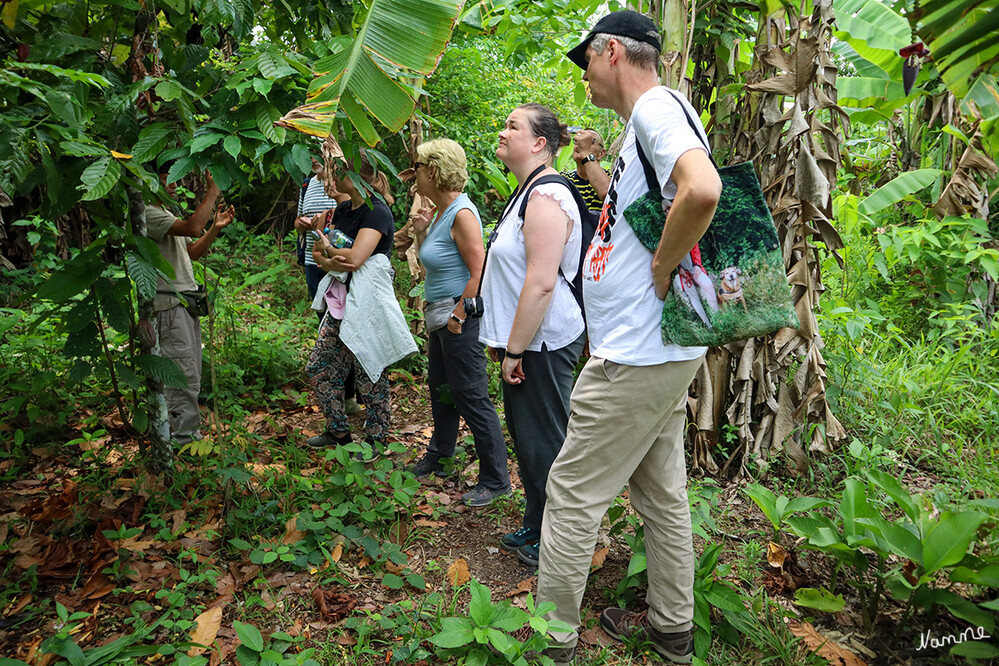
[404,139,511,505]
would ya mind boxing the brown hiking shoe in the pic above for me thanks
[599,608,693,663]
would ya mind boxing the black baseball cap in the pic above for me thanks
[566,10,662,70]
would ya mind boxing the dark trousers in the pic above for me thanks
[427,317,510,491]
[503,333,585,532]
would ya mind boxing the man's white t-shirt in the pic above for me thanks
[582,86,709,366]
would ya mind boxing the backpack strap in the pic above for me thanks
[516,173,592,314]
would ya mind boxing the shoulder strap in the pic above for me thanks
[633,89,718,198]
[517,174,581,219]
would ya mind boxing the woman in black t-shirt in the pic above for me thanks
[306,151,397,459]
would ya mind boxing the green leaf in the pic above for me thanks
[233,621,265,653]
[341,92,381,147]
[429,622,474,648]
[224,135,242,159]
[135,354,188,389]
[743,484,780,532]
[37,246,104,302]
[793,587,846,613]
[950,564,999,589]
[131,126,172,163]
[468,580,494,626]
[864,469,920,522]
[190,133,224,154]
[286,0,463,139]
[256,104,286,144]
[858,169,946,216]
[381,573,404,589]
[784,497,832,514]
[61,140,108,157]
[922,511,987,574]
[156,79,183,101]
[79,157,122,201]
[127,253,159,302]
[951,641,999,659]
[166,156,196,184]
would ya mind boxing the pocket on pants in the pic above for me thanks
[599,358,623,382]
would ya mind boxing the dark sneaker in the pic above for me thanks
[500,527,540,552]
[410,453,445,478]
[306,431,351,449]
[517,542,540,569]
[599,608,693,663]
[462,484,510,507]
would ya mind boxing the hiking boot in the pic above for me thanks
[517,542,540,569]
[410,453,445,478]
[500,527,540,552]
[306,431,351,449]
[599,608,693,663]
[462,484,510,507]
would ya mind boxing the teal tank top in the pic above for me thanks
[419,193,482,302]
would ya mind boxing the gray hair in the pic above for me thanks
[590,32,660,71]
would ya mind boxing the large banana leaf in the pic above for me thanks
[833,0,910,80]
[858,169,946,215]
[278,0,463,145]
[919,0,999,103]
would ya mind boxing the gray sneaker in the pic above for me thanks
[599,608,693,663]
[461,484,510,507]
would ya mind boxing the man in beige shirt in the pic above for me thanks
[146,166,233,445]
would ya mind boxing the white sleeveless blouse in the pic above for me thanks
[479,183,585,352]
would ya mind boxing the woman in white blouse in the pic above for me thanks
[479,103,586,568]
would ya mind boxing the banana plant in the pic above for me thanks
[277,0,464,145]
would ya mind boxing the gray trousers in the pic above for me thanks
[427,317,510,491]
[538,355,703,648]
[157,304,203,445]
[502,333,584,532]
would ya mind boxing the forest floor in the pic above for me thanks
[0,373,978,665]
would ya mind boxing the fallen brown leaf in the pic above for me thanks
[313,589,357,622]
[80,573,115,600]
[590,547,609,571]
[788,620,868,665]
[189,605,224,656]
[446,558,470,587]
[414,519,447,528]
[329,542,343,563]
[504,577,535,598]
[3,592,32,617]
[282,517,306,545]
[767,542,786,569]
[579,626,616,647]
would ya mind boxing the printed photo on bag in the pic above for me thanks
[659,162,799,347]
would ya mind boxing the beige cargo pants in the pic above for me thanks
[537,354,702,647]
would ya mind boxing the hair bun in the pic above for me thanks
[558,123,571,148]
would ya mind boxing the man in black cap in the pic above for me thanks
[534,10,721,665]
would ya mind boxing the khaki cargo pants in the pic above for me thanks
[537,354,702,647]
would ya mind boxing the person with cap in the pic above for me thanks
[534,10,721,665]
[148,166,234,447]
[561,128,610,213]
